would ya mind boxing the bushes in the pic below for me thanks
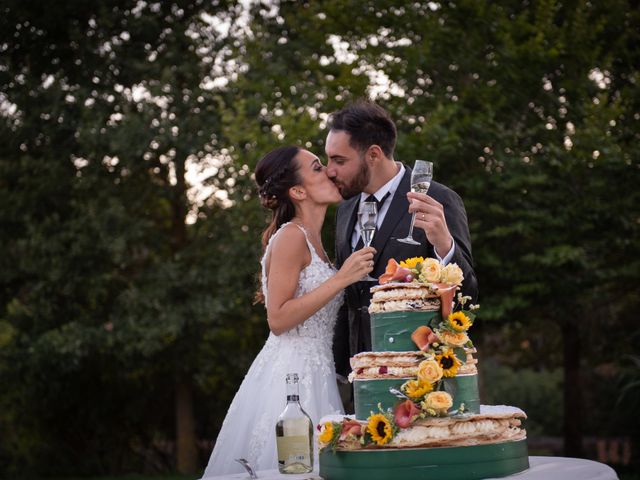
[480,359,563,438]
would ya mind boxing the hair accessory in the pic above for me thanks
[258,164,289,201]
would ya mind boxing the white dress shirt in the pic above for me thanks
[351,162,455,264]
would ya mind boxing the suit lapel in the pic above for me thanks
[371,166,412,263]
[337,196,360,261]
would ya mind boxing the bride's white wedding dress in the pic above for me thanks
[201,223,344,477]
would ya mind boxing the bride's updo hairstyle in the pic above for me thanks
[254,145,302,304]
[255,145,302,252]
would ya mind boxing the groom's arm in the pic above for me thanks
[409,185,478,303]
[441,190,478,303]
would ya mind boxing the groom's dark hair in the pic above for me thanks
[328,99,397,158]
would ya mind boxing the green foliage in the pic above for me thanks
[481,360,563,437]
[0,0,264,475]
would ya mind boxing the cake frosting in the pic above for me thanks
[319,405,527,450]
[348,349,478,382]
[368,283,440,313]
[348,351,422,381]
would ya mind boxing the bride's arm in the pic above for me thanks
[266,226,374,335]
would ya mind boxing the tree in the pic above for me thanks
[0,0,265,475]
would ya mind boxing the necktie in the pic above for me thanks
[354,192,390,251]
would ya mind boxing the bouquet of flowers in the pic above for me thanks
[319,256,480,451]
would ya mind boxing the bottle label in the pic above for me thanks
[276,435,310,464]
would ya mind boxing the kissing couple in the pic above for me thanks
[202,99,477,476]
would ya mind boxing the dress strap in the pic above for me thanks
[262,222,305,258]
[260,223,296,305]
[264,221,320,262]
[287,222,315,256]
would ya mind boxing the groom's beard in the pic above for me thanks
[337,158,370,200]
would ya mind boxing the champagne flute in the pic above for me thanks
[358,201,378,281]
[397,160,433,245]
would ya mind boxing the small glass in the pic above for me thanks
[397,160,433,245]
[358,200,378,281]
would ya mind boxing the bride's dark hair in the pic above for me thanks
[254,145,302,303]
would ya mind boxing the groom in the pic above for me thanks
[326,100,478,406]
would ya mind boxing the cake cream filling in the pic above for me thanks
[348,366,418,381]
[318,406,527,450]
[368,285,442,314]
[350,351,477,375]
[371,282,438,293]
[350,352,422,368]
[391,418,523,447]
[371,288,440,302]
[369,299,440,313]
[458,363,478,375]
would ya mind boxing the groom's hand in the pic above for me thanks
[407,192,453,257]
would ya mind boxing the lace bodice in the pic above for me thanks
[260,222,343,347]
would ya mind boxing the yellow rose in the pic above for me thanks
[420,258,442,283]
[417,359,443,384]
[319,421,334,444]
[438,330,469,347]
[421,391,453,415]
[440,263,464,286]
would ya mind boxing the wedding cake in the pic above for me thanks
[318,257,529,480]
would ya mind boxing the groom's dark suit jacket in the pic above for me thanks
[333,165,478,378]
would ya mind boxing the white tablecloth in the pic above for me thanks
[206,456,619,480]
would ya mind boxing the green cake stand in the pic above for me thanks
[353,377,409,419]
[353,374,480,420]
[371,311,440,351]
[319,439,529,480]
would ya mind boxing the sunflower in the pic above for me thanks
[319,421,334,444]
[400,256,424,270]
[367,413,393,445]
[448,311,472,332]
[402,379,433,400]
[436,349,462,377]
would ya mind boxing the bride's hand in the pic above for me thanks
[335,247,376,286]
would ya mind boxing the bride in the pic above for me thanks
[201,145,375,476]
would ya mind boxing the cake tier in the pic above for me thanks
[354,374,480,420]
[349,351,422,381]
[319,439,529,480]
[371,311,440,352]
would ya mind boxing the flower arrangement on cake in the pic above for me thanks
[317,257,508,452]
[319,257,529,479]
[320,355,462,451]
[368,256,469,318]
[318,402,527,452]
[366,256,479,381]
[409,291,478,380]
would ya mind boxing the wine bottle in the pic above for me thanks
[275,373,313,474]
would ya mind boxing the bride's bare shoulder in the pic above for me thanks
[272,223,307,251]
[271,223,311,265]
